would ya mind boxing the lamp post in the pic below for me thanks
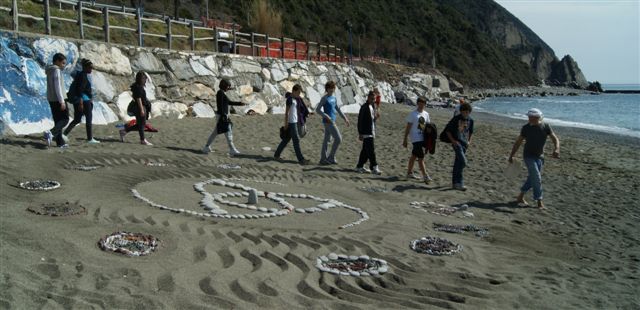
[347,21,353,66]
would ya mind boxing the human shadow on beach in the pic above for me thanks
[466,201,525,214]
[234,154,283,163]
[165,146,205,155]
[0,137,48,150]
[392,184,430,192]
[303,166,356,173]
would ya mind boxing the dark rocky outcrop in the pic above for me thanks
[548,55,589,88]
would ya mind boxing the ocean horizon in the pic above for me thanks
[473,93,640,138]
[602,83,640,91]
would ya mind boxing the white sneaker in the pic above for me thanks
[43,131,52,147]
[372,166,382,175]
[87,138,100,144]
[407,172,421,180]
[59,144,69,149]
[61,134,69,143]
[141,139,153,146]
[355,167,371,173]
[229,148,241,156]
[202,145,211,154]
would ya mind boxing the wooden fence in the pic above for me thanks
[1,0,346,63]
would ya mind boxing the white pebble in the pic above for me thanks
[328,253,338,260]
[349,271,360,277]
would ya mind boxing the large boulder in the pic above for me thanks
[231,57,262,73]
[80,42,131,76]
[151,100,188,119]
[270,63,288,82]
[548,55,589,88]
[114,91,134,121]
[32,37,79,70]
[165,58,198,80]
[191,101,216,118]
[91,71,116,102]
[183,83,215,100]
[131,51,165,74]
[91,101,119,124]
[261,83,284,107]
[242,95,268,115]
[305,86,322,109]
[199,55,219,75]
[189,58,215,76]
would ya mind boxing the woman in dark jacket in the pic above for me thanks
[355,91,381,175]
[120,71,153,145]
[64,59,99,144]
[202,79,245,156]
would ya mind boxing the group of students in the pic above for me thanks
[44,54,560,207]
[45,53,153,148]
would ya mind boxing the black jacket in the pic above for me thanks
[68,71,92,101]
[357,103,374,136]
[216,90,242,116]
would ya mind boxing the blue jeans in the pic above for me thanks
[275,123,305,162]
[521,157,544,200]
[452,143,467,186]
[320,122,342,162]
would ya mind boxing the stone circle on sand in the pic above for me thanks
[98,231,159,257]
[315,253,389,276]
[27,202,86,216]
[67,164,101,171]
[131,178,369,229]
[410,236,463,256]
[410,201,474,217]
[19,180,60,191]
[144,161,168,167]
[217,164,241,170]
[433,223,489,237]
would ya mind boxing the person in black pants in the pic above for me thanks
[120,71,153,145]
[356,91,382,175]
[44,53,69,148]
[64,59,100,144]
[202,79,245,156]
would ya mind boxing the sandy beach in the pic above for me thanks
[1,104,638,309]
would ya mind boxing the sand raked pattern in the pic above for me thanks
[433,223,489,237]
[98,232,159,256]
[19,180,60,191]
[316,253,389,276]
[131,178,369,229]
[410,201,474,217]
[27,202,86,216]
[410,236,463,256]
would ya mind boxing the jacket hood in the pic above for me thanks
[45,64,61,74]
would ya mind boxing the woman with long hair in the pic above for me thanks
[120,71,153,145]
[202,79,245,156]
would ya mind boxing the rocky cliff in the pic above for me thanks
[0,33,455,136]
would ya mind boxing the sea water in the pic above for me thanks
[473,92,640,138]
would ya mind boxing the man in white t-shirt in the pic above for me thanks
[403,97,432,183]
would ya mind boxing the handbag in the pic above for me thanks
[279,126,290,140]
[297,123,307,138]
[127,100,136,116]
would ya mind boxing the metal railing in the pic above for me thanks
[1,0,347,63]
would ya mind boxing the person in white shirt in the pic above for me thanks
[403,97,432,184]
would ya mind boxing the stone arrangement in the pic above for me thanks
[19,180,60,191]
[316,253,389,276]
[358,186,389,193]
[409,201,474,217]
[217,164,241,170]
[433,223,489,237]
[98,231,159,256]
[144,161,168,167]
[27,202,86,216]
[67,164,101,171]
[410,236,463,256]
[132,178,369,229]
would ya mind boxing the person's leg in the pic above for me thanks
[63,103,82,136]
[274,127,292,158]
[356,140,368,168]
[290,124,305,162]
[327,123,342,163]
[49,102,67,145]
[531,158,544,202]
[224,126,240,154]
[452,144,467,186]
[319,123,331,163]
[368,138,378,170]
[520,157,536,201]
[136,114,146,141]
[407,155,416,175]
[417,158,427,175]
[84,101,93,140]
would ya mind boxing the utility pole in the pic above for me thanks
[347,21,353,66]
[205,0,209,20]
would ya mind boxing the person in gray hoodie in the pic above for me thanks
[44,53,69,148]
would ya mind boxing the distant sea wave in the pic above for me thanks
[602,84,640,91]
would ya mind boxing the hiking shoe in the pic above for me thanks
[423,175,433,184]
[141,139,153,146]
[299,159,311,165]
[62,134,69,143]
[407,172,421,180]
[229,148,241,156]
[319,159,330,165]
[59,144,69,149]
[43,131,52,147]
[371,166,382,175]
[355,167,371,173]
[453,184,467,191]
[119,129,126,142]
[202,145,211,154]
[87,138,100,144]
[327,159,338,165]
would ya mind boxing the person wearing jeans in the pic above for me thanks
[202,79,245,156]
[315,81,349,165]
[274,84,309,165]
[509,108,560,209]
[356,91,381,175]
[120,71,153,145]
[445,103,474,191]
[44,53,69,148]
[64,59,99,144]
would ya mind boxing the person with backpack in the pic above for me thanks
[355,91,381,175]
[202,79,245,156]
[119,71,153,145]
[443,102,474,191]
[44,53,70,148]
[274,84,310,165]
[63,59,100,144]
[403,96,432,183]
[508,108,560,209]
[315,81,350,165]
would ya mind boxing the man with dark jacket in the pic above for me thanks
[44,53,69,148]
[445,102,474,191]
[356,91,381,175]
[64,59,100,144]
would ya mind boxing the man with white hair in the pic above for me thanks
[508,108,560,209]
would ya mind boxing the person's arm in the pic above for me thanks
[467,119,474,145]
[283,102,290,129]
[549,132,560,158]
[53,69,66,110]
[403,123,411,148]
[336,104,349,126]
[315,97,330,122]
[509,136,525,163]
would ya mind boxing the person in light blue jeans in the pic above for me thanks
[445,103,474,190]
[315,81,350,164]
[509,108,560,209]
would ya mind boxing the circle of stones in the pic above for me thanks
[67,164,101,171]
[217,164,241,170]
[433,223,489,237]
[27,202,86,216]
[131,178,369,229]
[19,180,60,191]
[98,231,159,257]
[315,253,389,277]
[410,236,463,256]
[144,161,168,167]
[410,201,470,216]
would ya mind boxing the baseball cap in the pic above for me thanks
[527,108,543,118]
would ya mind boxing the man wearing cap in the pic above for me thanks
[509,108,560,209]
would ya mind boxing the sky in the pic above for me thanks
[495,0,640,84]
